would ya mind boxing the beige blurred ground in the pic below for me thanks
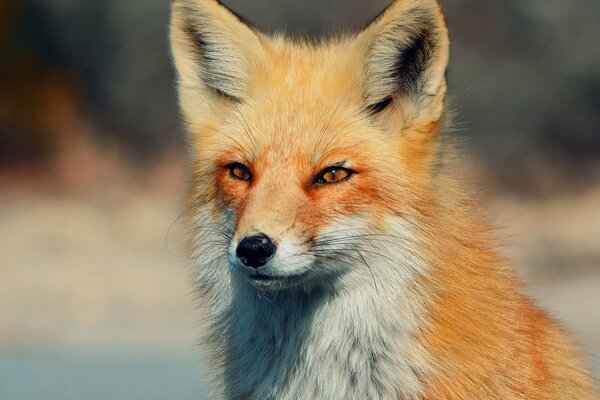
[1,185,599,369]
[0,188,196,350]
[488,189,600,362]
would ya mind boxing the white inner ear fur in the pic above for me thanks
[354,0,449,125]
[170,0,267,101]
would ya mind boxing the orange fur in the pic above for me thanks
[170,0,598,398]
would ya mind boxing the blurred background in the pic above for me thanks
[1,0,598,398]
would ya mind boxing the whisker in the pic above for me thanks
[357,249,382,297]
[210,127,254,159]
[165,204,198,255]
[230,269,244,332]
[232,105,258,158]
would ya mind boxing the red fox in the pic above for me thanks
[169,0,598,398]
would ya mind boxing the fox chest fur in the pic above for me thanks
[170,0,598,399]
[215,277,425,399]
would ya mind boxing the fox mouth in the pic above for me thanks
[252,273,279,281]
[245,272,308,291]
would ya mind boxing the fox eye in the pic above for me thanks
[226,163,252,182]
[313,167,355,185]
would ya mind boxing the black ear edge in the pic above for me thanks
[367,96,394,114]
[209,87,243,103]
[362,0,444,31]
[362,1,395,30]
[214,0,256,29]
[173,0,256,30]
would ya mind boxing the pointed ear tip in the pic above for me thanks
[172,0,258,35]
[385,0,447,21]
[363,0,449,38]
[170,0,218,14]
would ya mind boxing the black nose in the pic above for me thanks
[236,234,276,268]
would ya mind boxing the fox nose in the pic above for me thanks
[236,234,276,268]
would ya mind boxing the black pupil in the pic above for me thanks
[319,168,348,184]
[231,164,249,180]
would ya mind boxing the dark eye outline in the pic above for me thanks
[225,162,252,182]
[313,166,356,185]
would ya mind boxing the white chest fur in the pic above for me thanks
[201,277,427,400]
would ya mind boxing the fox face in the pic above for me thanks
[170,0,449,292]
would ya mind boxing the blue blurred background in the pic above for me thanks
[1,0,599,398]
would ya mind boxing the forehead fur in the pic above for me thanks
[171,0,450,181]
[197,52,391,152]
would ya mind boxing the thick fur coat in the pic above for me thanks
[169,0,598,398]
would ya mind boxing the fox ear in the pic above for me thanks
[170,0,266,103]
[355,0,449,129]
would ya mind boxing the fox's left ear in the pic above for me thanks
[354,0,449,131]
[170,0,267,110]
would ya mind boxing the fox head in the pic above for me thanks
[170,0,450,292]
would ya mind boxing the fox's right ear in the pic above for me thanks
[170,0,267,105]
[353,0,449,133]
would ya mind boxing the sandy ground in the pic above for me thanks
[0,189,196,349]
[1,187,599,384]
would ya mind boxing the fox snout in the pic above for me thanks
[228,230,316,290]
[235,234,276,268]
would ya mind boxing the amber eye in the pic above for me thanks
[313,167,355,185]
[226,163,252,182]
